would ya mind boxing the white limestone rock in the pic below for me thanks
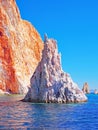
[24,38,87,103]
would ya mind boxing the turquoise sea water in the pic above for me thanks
[0,94,98,129]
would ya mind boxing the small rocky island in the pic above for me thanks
[94,89,98,94]
[24,36,87,103]
[82,82,90,94]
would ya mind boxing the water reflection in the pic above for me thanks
[0,101,33,129]
[0,101,77,129]
[0,94,98,129]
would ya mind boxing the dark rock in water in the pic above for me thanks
[24,38,87,103]
[82,82,90,94]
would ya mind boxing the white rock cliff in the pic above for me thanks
[24,37,87,103]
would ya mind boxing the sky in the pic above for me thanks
[16,0,98,90]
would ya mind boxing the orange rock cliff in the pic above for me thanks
[0,0,43,94]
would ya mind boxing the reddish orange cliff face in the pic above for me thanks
[0,0,43,94]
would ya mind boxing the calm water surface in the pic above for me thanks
[0,94,98,129]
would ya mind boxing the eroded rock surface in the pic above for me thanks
[0,0,43,94]
[25,37,87,103]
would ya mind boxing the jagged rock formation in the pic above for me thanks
[82,82,90,94]
[0,0,43,94]
[24,38,87,103]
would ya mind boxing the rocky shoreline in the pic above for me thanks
[0,94,25,102]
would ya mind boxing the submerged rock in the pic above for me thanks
[24,38,87,103]
[82,82,90,94]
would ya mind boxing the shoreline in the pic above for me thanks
[0,94,25,102]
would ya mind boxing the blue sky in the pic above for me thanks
[16,0,98,89]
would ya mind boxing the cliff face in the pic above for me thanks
[0,0,43,94]
[24,37,87,103]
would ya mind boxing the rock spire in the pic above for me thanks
[24,38,87,103]
[82,82,90,94]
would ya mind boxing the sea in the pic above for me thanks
[0,94,98,130]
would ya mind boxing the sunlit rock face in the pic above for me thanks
[0,0,43,94]
[24,37,87,103]
[82,82,90,94]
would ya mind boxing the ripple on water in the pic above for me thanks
[0,94,98,129]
